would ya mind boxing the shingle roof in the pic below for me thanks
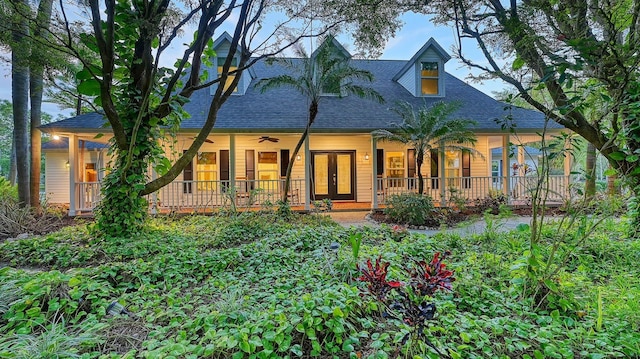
[41,137,108,150]
[41,58,559,133]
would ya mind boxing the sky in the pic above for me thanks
[0,10,508,119]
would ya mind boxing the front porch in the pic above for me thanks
[73,175,571,214]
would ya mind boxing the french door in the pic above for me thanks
[311,151,355,200]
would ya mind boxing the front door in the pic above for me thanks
[311,151,355,200]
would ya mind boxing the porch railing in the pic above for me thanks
[376,175,571,205]
[75,178,305,213]
[74,176,570,213]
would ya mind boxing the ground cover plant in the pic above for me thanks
[0,211,639,358]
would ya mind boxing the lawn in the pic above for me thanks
[0,211,639,358]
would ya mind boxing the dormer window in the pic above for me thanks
[392,38,450,97]
[217,56,238,93]
[421,62,439,95]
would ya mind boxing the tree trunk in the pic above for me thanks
[584,142,596,200]
[95,120,152,236]
[281,101,318,204]
[11,0,31,206]
[29,0,54,212]
[416,153,424,195]
[9,141,17,185]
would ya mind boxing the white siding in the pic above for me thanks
[45,152,70,204]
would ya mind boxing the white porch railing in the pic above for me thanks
[74,176,570,213]
[75,178,305,213]
[376,175,571,205]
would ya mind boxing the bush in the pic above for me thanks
[384,193,436,226]
[474,189,508,214]
[0,178,63,240]
[0,178,17,200]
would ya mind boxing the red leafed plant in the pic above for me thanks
[357,251,455,358]
[410,251,455,296]
[357,256,402,301]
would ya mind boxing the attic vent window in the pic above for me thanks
[421,62,439,95]
[218,57,238,93]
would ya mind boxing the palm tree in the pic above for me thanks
[257,36,384,203]
[373,101,480,195]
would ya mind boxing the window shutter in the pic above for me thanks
[430,149,439,189]
[246,150,255,190]
[376,149,384,176]
[220,150,230,190]
[280,149,290,177]
[183,150,193,194]
[407,149,416,177]
[462,150,471,189]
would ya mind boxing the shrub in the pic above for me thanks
[384,193,436,226]
[474,189,508,214]
[0,178,17,200]
[0,194,64,240]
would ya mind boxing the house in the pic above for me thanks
[40,34,570,215]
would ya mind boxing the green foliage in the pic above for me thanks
[0,180,63,239]
[373,101,480,194]
[0,177,17,200]
[384,193,436,226]
[474,189,508,215]
[311,198,333,213]
[0,213,638,358]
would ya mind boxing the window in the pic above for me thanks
[217,56,238,93]
[445,150,460,187]
[258,152,278,192]
[197,152,217,190]
[386,151,405,187]
[421,61,439,95]
[84,163,97,182]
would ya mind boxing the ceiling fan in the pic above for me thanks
[258,136,279,143]
[191,137,214,144]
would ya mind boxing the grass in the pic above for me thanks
[0,211,639,358]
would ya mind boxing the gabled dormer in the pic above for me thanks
[210,32,255,95]
[392,38,451,97]
[311,35,352,96]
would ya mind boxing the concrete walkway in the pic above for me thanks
[329,211,536,237]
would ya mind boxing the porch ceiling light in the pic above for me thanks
[53,134,61,140]
[65,161,70,169]
[364,152,369,160]
[296,154,301,161]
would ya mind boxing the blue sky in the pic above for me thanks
[0,11,508,118]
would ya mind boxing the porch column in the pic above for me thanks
[68,134,77,216]
[502,134,511,200]
[518,145,525,169]
[304,135,311,211]
[372,136,378,209]
[229,134,236,191]
[439,141,446,206]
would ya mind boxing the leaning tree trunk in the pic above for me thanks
[95,120,153,236]
[584,142,596,200]
[416,152,424,195]
[10,0,31,206]
[281,101,318,204]
[29,0,54,211]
